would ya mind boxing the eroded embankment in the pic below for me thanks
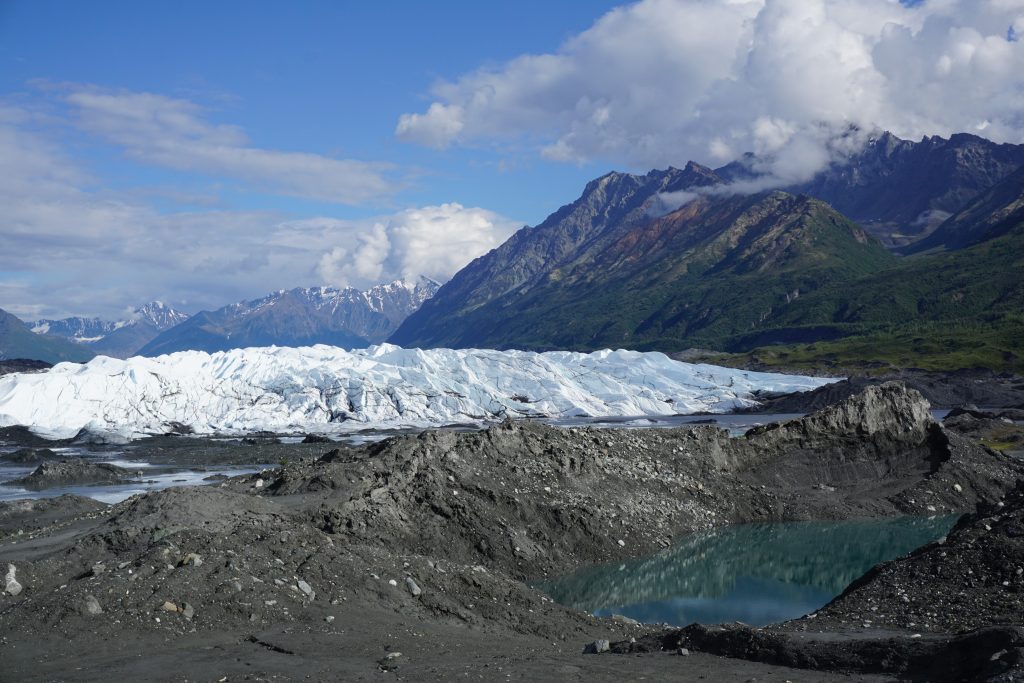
[0,382,1021,681]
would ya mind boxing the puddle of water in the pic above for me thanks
[537,515,959,628]
[0,465,269,504]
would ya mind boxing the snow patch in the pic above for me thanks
[0,344,836,440]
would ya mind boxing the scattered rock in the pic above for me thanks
[297,580,314,599]
[179,553,203,567]
[405,577,422,597]
[160,601,178,612]
[378,652,402,671]
[84,595,103,615]
[583,639,610,654]
[4,564,22,596]
[181,602,195,620]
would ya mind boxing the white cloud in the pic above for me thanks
[397,0,1024,181]
[395,103,465,149]
[54,84,397,205]
[313,204,520,288]
[0,113,518,320]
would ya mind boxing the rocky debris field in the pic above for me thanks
[806,477,1024,635]
[1,382,1022,681]
[943,406,1024,457]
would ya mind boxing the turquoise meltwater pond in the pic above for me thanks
[537,515,960,628]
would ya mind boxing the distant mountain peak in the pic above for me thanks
[137,278,440,357]
[130,301,190,330]
[29,302,190,358]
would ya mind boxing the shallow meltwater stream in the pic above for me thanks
[538,516,959,628]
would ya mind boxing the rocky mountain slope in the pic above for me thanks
[33,302,190,359]
[0,308,95,364]
[723,131,1024,247]
[725,170,1024,371]
[392,133,1024,369]
[391,175,896,351]
[905,162,1024,254]
[139,279,438,356]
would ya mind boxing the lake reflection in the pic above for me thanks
[538,516,959,627]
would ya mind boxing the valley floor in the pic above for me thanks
[1,383,1022,682]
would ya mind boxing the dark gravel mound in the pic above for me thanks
[0,359,52,376]
[0,447,62,464]
[11,460,134,491]
[0,426,69,447]
[0,494,107,538]
[245,383,1022,583]
[808,479,1024,634]
[613,623,1023,682]
[1,382,1021,681]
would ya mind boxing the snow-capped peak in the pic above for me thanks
[131,301,190,330]
[30,302,191,347]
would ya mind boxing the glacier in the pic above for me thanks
[0,344,837,440]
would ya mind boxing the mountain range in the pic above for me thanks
[33,302,190,358]
[139,278,439,356]
[2,279,438,363]
[391,131,1024,371]
[0,308,97,364]
[4,130,1022,371]
[776,131,1024,247]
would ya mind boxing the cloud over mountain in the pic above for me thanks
[397,0,1024,182]
[315,203,519,288]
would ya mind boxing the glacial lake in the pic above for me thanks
[537,515,959,628]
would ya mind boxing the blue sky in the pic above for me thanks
[0,0,1021,320]
[0,0,621,222]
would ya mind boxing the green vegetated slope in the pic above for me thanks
[396,188,896,351]
[0,308,95,364]
[723,175,1024,372]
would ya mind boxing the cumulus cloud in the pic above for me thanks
[397,0,1024,181]
[0,112,519,320]
[313,204,519,288]
[52,83,397,205]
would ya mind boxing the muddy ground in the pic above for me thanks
[1,383,1023,682]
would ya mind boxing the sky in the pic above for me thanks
[1,0,1023,321]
